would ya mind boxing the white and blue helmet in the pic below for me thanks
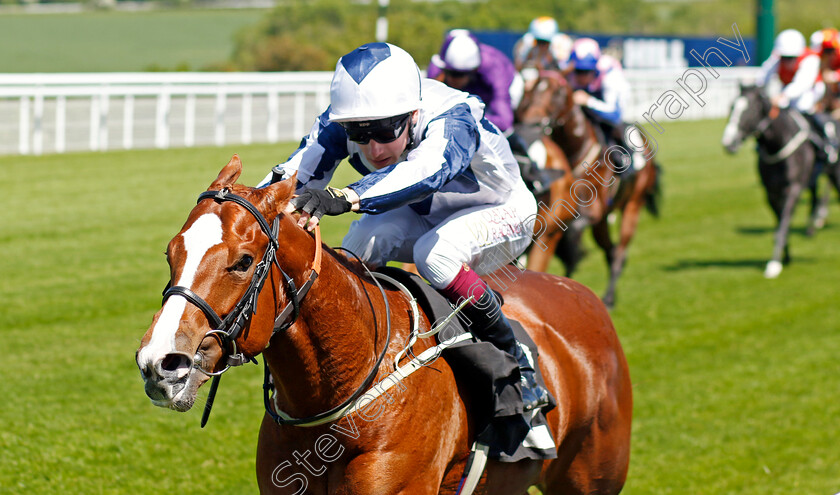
[329,43,422,122]
[529,17,559,42]
[570,38,601,71]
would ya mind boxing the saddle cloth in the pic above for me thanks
[377,267,557,462]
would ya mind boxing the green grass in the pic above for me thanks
[0,9,265,72]
[1,119,840,494]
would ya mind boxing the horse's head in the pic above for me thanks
[516,69,573,129]
[135,155,297,412]
[722,83,771,153]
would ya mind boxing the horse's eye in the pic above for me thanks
[230,255,254,273]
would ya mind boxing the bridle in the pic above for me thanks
[519,71,573,130]
[161,188,393,429]
[161,188,322,427]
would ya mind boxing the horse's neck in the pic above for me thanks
[553,103,599,166]
[758,109,800,153]
[266,217,392,417]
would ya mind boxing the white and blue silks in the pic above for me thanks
[261,79,537,288]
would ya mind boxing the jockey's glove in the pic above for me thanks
[290,186,353,220]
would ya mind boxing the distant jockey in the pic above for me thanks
[513,17,573,72]
[429,29,561,195]
[757,29,838,163]
[567,37,644,177]
[814,29,840,104]
[428,29,517,133]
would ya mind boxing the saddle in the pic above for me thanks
[377,267,557,462]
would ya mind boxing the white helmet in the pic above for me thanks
[810,30,824,52]
[529,17,559,43]
[774,29,806,57]
[329,43,421,122]
[431,30,481,72]
[549,32,574,65]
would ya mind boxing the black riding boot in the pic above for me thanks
[459,290,551,411]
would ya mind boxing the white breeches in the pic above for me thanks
[341,187,537,288]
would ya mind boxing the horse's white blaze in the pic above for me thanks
[139,213,223,368]
[722,96,748,147]
[528,139,547,170]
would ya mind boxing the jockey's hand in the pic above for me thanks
[288,186,353,230]
[572,90,591,107]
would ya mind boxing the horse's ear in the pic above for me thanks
[209,155,242,190]
[261,172,297,215]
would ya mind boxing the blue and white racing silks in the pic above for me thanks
[578,55,630,126]
[264,79,523,221]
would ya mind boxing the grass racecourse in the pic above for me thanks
[0,9,265,72]
[1,118,840,494]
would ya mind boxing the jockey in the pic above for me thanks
[428,29,559,195]
[428,30,516,134]
[513,17,573,72]
[260,42,549,411]
[816,29,840,107]
[757,28,837,163]
[568,38,643,176]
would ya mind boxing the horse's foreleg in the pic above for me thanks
[590,219,616,308]
[806,181,830,237]
[766,183,803,278]
[602,197,645,309]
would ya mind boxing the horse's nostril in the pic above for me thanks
[161,353,190,373]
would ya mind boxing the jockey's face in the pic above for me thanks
[357,111,417,169]
[780,56,798,68]
[574,69,596,87]
[443,69,473,90]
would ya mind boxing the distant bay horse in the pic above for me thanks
[135,156,632,494]
[721,84,821,278]
[516,70,660,308]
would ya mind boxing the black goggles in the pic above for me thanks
[341,113,411,145]
[444,69,473,78]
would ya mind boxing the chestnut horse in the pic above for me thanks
[135,156,632,494]
[516,71,660,308]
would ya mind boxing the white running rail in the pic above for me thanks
[0,68,758,156]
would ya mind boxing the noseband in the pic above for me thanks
[161,188,322,426]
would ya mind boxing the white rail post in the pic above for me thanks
[33,93,44,156]
[184,93,196,147]
[241,93,252,145]
[19,96,30,155]
[99,92,109,151]
[214,90,227,147]
[155,89,171,149]
[267,91,279,143]
[123,94,134,150]
[89,95,99,151]
[55,95,66,154]
[293,91,305,140]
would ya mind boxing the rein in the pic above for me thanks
[263,247,394,427]
[756,109,812,164]
[161,188,322,427]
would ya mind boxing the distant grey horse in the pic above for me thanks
[721,84,820,279]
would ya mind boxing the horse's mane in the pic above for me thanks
[223,182,376,283]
